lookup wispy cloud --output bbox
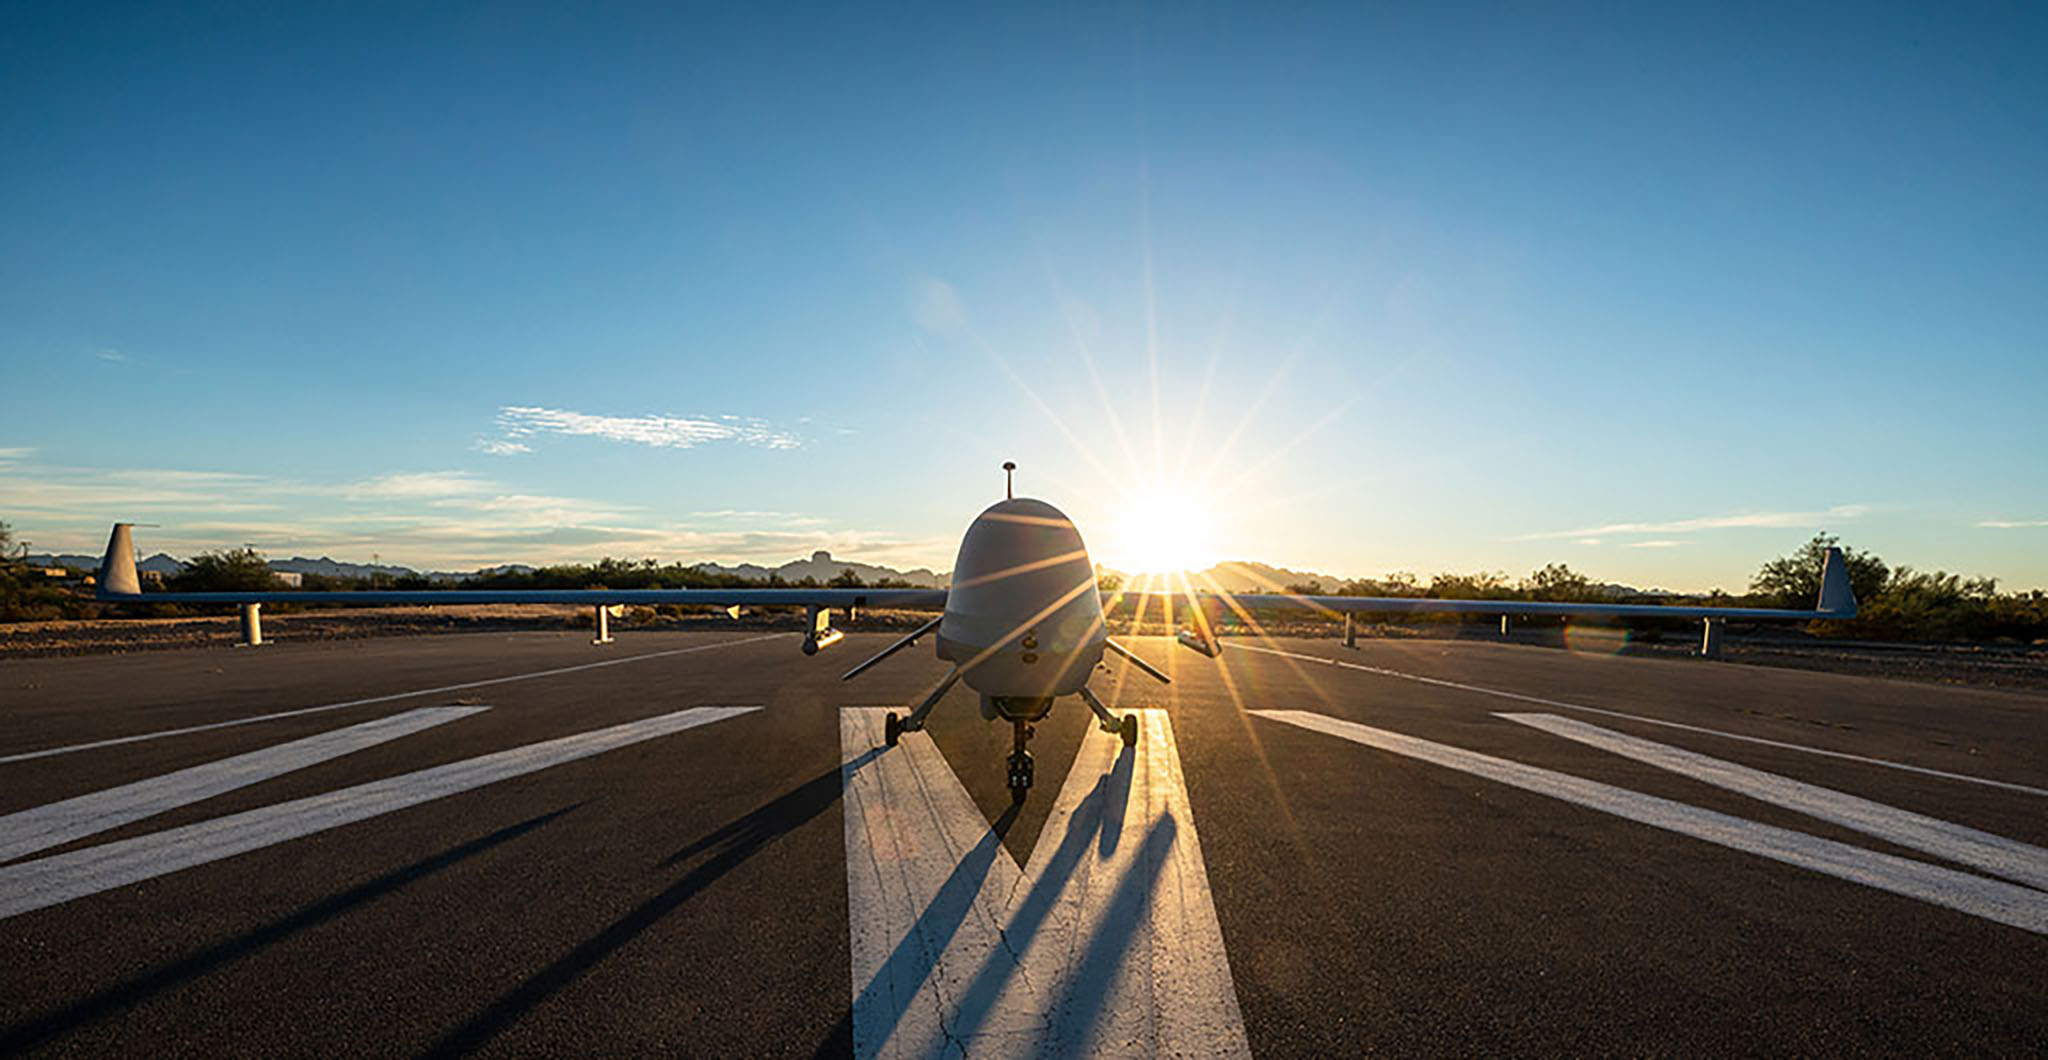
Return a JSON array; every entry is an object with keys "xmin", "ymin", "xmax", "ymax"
[
  {"xmin": 443, "ymin": 492, "xmax": 640, "ymax": 524},
  {"xmin": 689, "ymin": 509, "xmax": 827, "ymax": 525},
  {"xmin": 157, "ymin": 518, "xmax": 945, "ymax": 571},
  {"xmin": 0, "ymin": 466, "xmax": 283, "ymax": 514},
  {"xmin": 94, "ymin": 349, "xmax": 126, "ymax": 363},
  {"xmin": 340, "ymin": 472, "xmax": 641, "ymax": 523},
  {"xmin": 471, "ymin": 437, "xmax": 532, "ymax": 456},
  {"xmin": 346, "ymin": 471, "xmax": 491, "ymax": 499},
  {"xmin": 1519, "ymin": 504, "xmax": 1871, "ymax": 541},
  {"xmin": 0, "ymin": 452, "xmax": 943, "ymax": 570},
  {"xmin": 489, "ymin": 406, "xmax": 802, "ymax": 451},
  {"xmin": 1629, "ymin": 539, "xmax": 1688, "ymax": 548},
  {"xmin": 1978, "ymin": 518, "xmax": 2048, "ymax": 528}
]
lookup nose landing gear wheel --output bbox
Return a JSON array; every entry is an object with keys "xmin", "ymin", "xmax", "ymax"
[
  {"xmin": 1119, "ymin": 714, "xmax": 1138, "ymax": 748},
  {"xmin": 884, "ymin": 712, "xmax": 903, "ymax": 747},
  {"xmin": 1007, "ymin": 751, "xmax": 1034, "ymax": 803},
  {"xmin": 1007, "ymin": 717, "xmax": 1036, "ymax": 803}
]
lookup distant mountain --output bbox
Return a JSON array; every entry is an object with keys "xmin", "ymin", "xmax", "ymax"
[
  {"xmin": 20, "ymin": 547, "xmax": 1678, "ymax": 599},
  {"xmin": 268, "ymin": 556, "xmax": 420, "ymax": 580},
  {"xmin": 25, "ymin": 552, "xmax": 191, "ymax": 575},
  {"xmin": 24, "ymin": 548, "xmax": 942, "ymax": 587},
  {"xmin": 24, "ymin": 552, "xmax": 187, "ymax": 575},
  {"xmin": 268, "ymin": 557, "xmax": 543, "ymax": 583},
  {"xmin": 1593, "ymin": 581, "xmax": 1671, "ymax": 599},
  {"xmin": 23, "ymin": 553, "xmax": 100, "ymax": 571},
  {"xmin": 1103, "ymin": 561, "xmax": 1681, "ymax": 600},
  {"xmin": 445, "ymin": 564, "xmax": 536, "ymax": 582},
  {"xmin": 1124, "ymin": 560, "xmax": 1351, "ymax": 594},
  {"xmin": 693, "ymin": 550, "xmax": 948, "ymax": 588}
]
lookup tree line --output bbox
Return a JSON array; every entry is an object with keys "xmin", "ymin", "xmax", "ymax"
[
  {"xmin": 1128, "ymin": 533, "xmax": 2047, "ymax": 643},
  {"xmin": 3, "ymin": 520, "xmax": 2042, "ymax": 642}
]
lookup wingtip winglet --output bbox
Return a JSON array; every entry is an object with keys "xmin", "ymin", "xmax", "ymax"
[
  {"xmin": 97, "ymin": 523, "xmax": 141, "ymax": 598},
  {"xmin": 1817, "ymin": 546, "xmax": 1857, "ymax": 618}
]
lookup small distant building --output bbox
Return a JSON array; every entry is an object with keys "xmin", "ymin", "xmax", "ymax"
[
  {"xmin": 33, "ymin": 567, "xmax": 68, "ymax": 579},
  {"xmin": 140, "ymin": 569, "xmax": 165, "ymax": 586},
  {"xmin": 272, "ymin": 571, "xmax": 304, "ymax": 588}
]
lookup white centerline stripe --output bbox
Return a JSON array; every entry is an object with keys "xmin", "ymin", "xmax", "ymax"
[
  {"xmin": 0, "ymin": 706, "xmax": 486, "ymax": 864},
  {"xmin": 1502, "ymin": 712, "xmax": 2048, "ymax": 892},
  {"xmin": 1012, "ymin": 708, "xmax": 1249, "ymax": 1057},
  {"xmin": 1233, "ymin": 642, "xmax": 2048, "ymax": 798},
  {"xmin": 0, "ymin": 706, "xmax": 759, "ymax": 919},
  {"xmin": 1255, "ymin": 709, "xmax": 2048, "ymax": 935},
  {"xmin": 0, "ymin": 633, "xmax": 787, "ymax": 764},
  {"xmin": 841, "ymin": 710, "xmax": 1025, "ymax": 1057},
  {"xmin": 841, "ymin": 709, "xmax": 1248, "ymax": 1058}
]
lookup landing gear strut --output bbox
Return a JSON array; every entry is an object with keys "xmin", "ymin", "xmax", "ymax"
[
  {"xmin": 1079, "ymin": 685, "xmax": 1140, "ymax": 749},
  {"xmin": 883, "ymin": 665, "xmax": 963, "ymax": 750},
  {"xmin": 1007, "ymin": 719, "xmax": 1035, "ymax": 804}
]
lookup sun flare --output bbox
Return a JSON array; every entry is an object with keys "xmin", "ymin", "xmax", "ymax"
[{"xmin": 1103, "ymin": 487, "xmax": 1220, "ymax": 575}]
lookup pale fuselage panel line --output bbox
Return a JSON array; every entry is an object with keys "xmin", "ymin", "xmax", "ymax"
[
  {"xmin": 1254, "ymin": 709, "xmax": 2048, "ymax": 935},
  {"xmin": 839, "ymin": 708, "xmax": 1249, "ymax": 1058},
  {"xmin": 0, "ymin": 706, "xmax": 761, "ymax": 920}
]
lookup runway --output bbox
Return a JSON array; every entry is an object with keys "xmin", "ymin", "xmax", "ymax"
[{"xmin": 2, "ymin": 630, "xmax": 2043, "ymax": 1056}]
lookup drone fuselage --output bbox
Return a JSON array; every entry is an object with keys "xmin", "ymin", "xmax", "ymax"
[{"xmin": 935, "ymin": 497, "xmax": 1107, "ymax": 704}]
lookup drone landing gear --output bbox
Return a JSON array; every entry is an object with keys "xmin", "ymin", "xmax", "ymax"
[
  {"xmin": 884, "ymin": 665, "xmax": 964, "ymax": 748},
  {"xmin": 1008, "ymin": 719, "xmax": 1035, "ymax": 804},
  {"xmin": 1079, "ymin": 685, "xmax": 1140, "ymax": 749}
]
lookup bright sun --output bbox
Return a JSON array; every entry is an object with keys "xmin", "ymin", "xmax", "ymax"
[{"xmin": 1104, "ymin": 488, "xmax": 1220, "ymax": 575}]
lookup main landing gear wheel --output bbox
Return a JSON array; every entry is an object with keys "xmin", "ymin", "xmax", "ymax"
[
  {"xmin": 884, "ymin": 712, "xmax": 903, "ymax": 747},
  {"xmin": 1119, "ymin": 714, "xmax": 1138, "ymax": 748}
]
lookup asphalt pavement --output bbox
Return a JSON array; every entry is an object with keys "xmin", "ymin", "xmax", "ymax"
[{"xmin": 2, "ymin": 628, "xmax": 2043, "ymax": 1056}]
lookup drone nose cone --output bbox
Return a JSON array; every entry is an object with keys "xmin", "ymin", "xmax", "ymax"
[
  {"xmin": 937, "ymin": 498, "xmax": 1105, "ymax": 697},
  {"xmin": 956, "ymin": 499, "xmax": 1086, "ymax": 581}
]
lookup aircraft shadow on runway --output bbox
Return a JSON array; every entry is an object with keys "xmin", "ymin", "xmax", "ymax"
[
  {"xmin": 0, "ymin": 805, "xmax": 582, "ymax": 1055},
  {"xmin": 422, "ymin": 758, "xmax": 864, "ymax": 1058},
  {"xmin": 852, "ymin": 745, "xmax": 1183, "ymax": 1052}
]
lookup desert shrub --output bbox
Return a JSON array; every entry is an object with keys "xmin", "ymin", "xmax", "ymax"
[
  {"xmin": 1751, "ymin": 533, "xmax": 1889, "ymax": 610},
  {"xmin": 172, "ymin": 547, "xmax": 276, "ymax": 593}
]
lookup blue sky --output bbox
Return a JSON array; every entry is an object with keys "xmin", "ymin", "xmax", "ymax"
[{"xmin": 3, "ymin": 2, "xmax": 2043, "ymax": 590}]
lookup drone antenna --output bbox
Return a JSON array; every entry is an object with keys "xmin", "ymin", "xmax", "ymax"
[{"xmin": 1002, "ymin": 461, "xmax": 1016, "ymax": 500}]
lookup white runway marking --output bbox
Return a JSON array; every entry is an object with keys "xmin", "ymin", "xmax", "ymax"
[
  {"xmin": 1234, "ymin": 642, "xmax": 2048, "ymax": 798},
  {"xmin": 1503, "ymin": 712, "xmax": 2048, "ymax": 891},
  {"xmin": 840, "ymin": 709, "xmax": 1248, "ymax": 1058},
  {"xmin": 1255, "ymin": 709, "xmax": 2048, "ymax": 935},
  {"xmin": 0, "ymin": 706, "xmax": 758, "ymax": 919},
  {"xmin": 0, "ymin": 633, "xmax": 786, "ymax": 764},
  {"xmin": 0, "ymin": 706, "xmax": 486, "ymax": 864}
]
